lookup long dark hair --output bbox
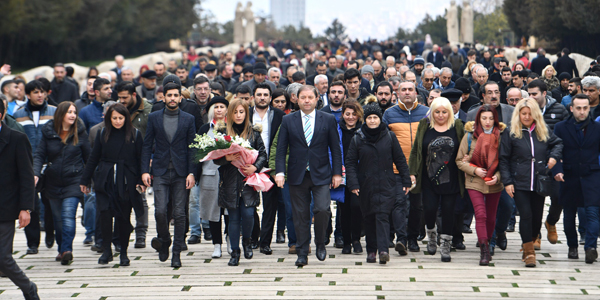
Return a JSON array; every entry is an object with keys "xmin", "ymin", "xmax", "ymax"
[
  {"xmin": 103, "ymin": 103, "xmax": 135, "ymax": 143},
  {"xmin": 473, "ymin": 104, "xmax": 500, "ymax": 139},
  {"xmin": 53, "ymin": 102, "xmax": 79, "ymax": 145}
]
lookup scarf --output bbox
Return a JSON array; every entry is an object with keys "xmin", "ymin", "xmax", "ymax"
[
  {"xmin": 361, "ymin": 122, "xmax": 385, "ymax": 143},
  {"xmin": 471, "ymin": 125, "xmax": 500, "ymax": 176},
  {"xmin": 27, "ymin": 100, "xmax": 44, "ymax": 112},
  {"xmin": 232, "ymin": 122, "xmax": 246, "ymax": 136}
]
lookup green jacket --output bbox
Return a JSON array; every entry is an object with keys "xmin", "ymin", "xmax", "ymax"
[
  {"xmin": 131, "ymin": 98, "xmax": 152, "ymax": 138},
  {"xmin": 268, "ymin": 127, "xmax": 289, "ymax": 180},
  {"xmin": 408, "ymin": 118, "xmax": 465, "ymax": 196}
]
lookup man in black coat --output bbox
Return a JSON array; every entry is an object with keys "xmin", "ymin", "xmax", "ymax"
[
  {"xmin": 251, "ymin": 83, "xmax": 286, "ymax": 255},
  {"xmin": 275, "ymin": 85, "xmax": 343, "ymax": 266},
  {"xmin": 530, "ymin": 49, "xmax": 551, "ymax": 77},
  {"xmin": 49, "ymin": 63, "xmax": 79, "ymax": 104},
  {"xmin": 554, "ymin": 48, "xmax": 579, "ymax": 78},
  {"xmin": 141, "ymin": 82, "xmax": 197, "ymax": 268},
  {"xmin": 426, "ymin": 45, "xmax": 445, "ymax": 69},
  {"xmin": 0, "ymin": 100, "xmax": 40, "ymax": 299}
]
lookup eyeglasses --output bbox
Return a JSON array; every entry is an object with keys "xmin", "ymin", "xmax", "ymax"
[
  {"xmin": 195, "ymin": 87, "xmax": 210, "ymax": 92},
  {"xmin": 423, "ymin": 78, "xmax": 434, "ymax": 82}
]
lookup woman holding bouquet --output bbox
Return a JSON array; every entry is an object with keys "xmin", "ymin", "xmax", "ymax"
[
  {"xmin": 196, "ymin": 97, "xmax": 229, "ymax": 258},
  {"xmin": 456, "ymin": 105, "xmax": 505, "ymax": 266},
  {"xmin": 215, "ymin": 99, "xmax": 268, "ymax": 266}
]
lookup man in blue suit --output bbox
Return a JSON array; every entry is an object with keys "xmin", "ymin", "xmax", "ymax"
[
  {"xmin": 275, "ymin": 85, "xmax": 343, "ymax": 266},
  {"xmin": 141, "ymin": 82, "xmax": 196, "ymax": 268}
]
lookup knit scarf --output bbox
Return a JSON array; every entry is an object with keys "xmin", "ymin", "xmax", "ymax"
[{"xmin": 471, "ymin": 126, "xmax": 500, "ymax": 176}]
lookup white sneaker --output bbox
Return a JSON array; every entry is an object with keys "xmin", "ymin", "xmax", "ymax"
[
  {"xmin": 226, "ymin": 234, "xmax": 232, "ymax": 254},
  {"xmin": 212, "ymin": 244, "xmax": 222, "ymax": 258}
]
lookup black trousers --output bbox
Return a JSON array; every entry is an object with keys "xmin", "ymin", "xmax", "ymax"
[
  {"xmin": 546, "ymin": 180, "xmax": 562, "ymax": 226},
  {"xmin": 99, "ymin": 199, "xmax": 133, "ymax": 253},
  {"xmin": 259, "ymin": 184, "xmax": 279, "ymax": 247},
  {"xmin": 364, "ymin": 213, "xmax": 390, "ymax": 254},
  {"xmin": 289, "ymin": 172, "xmax": 331, "ymax": 257},
  {"xmin": 423, "ymin": 187, "xmax": 457, "ymax": 235},
  {"xmin": 24, "ymin": 194, "xmax": 41, "ymax": 249},
  {"xmin": 406, "ymin": 192, "xmax": 423, "ymax": 240},
  {"xmin": 514, "ymin": 190, "xmax": 545, "ymax": 244},
  {"xmin": 340, "ymin": 189, "xmax": 362, "ymax": 246},
  {"xmin": 0, "ymin": 221, "xmax": 34, "ymax": 292},
  {"xmin": 41, "ymin": 193, "xmax": 55, "ymax": 242}
]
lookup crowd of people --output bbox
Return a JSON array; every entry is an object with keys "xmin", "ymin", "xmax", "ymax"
[{"xmin": 1, "ymin": 38, "xmax": 600, "ymax": 299}]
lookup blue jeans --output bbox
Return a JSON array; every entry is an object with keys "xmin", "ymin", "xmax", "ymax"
[
  {"xmin": 49, "ymin": 197, "xmax": 80, "ymax": 253},
  {"xmin": 563, "ymin": 204, "xmax": 579, "ymax": 248},
  {"xmin": 83, "ymin": 192, "xmax": 96, "ymax": 238},
  {"xmin": 189, "ymin": 184, "xmax": 202, "ymax": 237},
  {"xmin": 228, "ymin": 203, "xmax": 255, "ymax": 251},
  {"xmin": 585, "ymin": 206, "xmax": 600, "ymax": 250},
  {"xmin": 281, "ymin": 183, "xmax": 296, "ymax": 247}
]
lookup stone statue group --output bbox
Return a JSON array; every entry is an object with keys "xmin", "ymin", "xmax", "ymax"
[
  {"xmin": 234, "ymin": 1, "xmax": 256, "ymax": 44},
  {"xmin": 447, "ymin": 0, "xmax": 473, "ymax": 44}
]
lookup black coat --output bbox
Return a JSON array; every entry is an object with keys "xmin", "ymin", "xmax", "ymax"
[
  {"xmin": 499, "ymin": 125, "xmax": 563, "ymax": 191},
  {"xmin": 49, "ymin": 79, "xmax": 80, "ymax": 104},
  {"xmin": 0, "ymin": 126, "xmax": 35, "ymax": 221},
  {"xmin": 543, "ymin": 97, "xmax": 569, "ymax": 131},
  {"xmin": 555, "ymin": 55, "xmax": 579, "ymax": 78},
  {"xmin": 80, "ymin": 128, "xmax": 144, "ymax": 214},
  {"xmin": 530, "ymin": 56, "xmax": 551, "ymax": 76},
  {"xmin": 339, "ymin": 119, "xmax": 360, "ymax": 159},
  {"xmin": 215, "ymin": 127, "xmax": 268, "ymax": 209},
  {"xmin": 346, "ymin": 125, "xmax": 411, "ymax": 216},
  {"xmin": 553, "ymin": 117, "xmax": 600, "ymax": 207},
  {"xmin": 33, "ymin": 120, "xmax": 91, "ymax": 200}
]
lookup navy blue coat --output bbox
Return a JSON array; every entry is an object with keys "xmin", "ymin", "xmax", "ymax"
[
  {"xmin": 275, "ymin": 110, "xmax": 342, "ymax": 186},
  {"xmin": 141, "ymin": 108, "xmax": 196, "ymax": 178},
  {"xmin": 553, "ymin": 117, "xmax": 600, "ymax": 207}
]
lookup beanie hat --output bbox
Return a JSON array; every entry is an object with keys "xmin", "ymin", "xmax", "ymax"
[
  {"xmin": 413, "ymin": 56, "xmax": 425, "ymax": 66},
  {"xmin": 558, "ymin": 72, "xmax": 572, "ymax": 81},
  {"xmin": 454, "ymin": 77, "xmax": 471, "ymax": 94},
  {"xmin": 253, "ymin": 62, "xmax": 267, "ymax": 75},
  {"xmin": 363, "ymin": 102, "xmax": 382, "ymax": 119},
  {"xmin": 361, "ymin": 65, "xmax": 375, "ymax": 76},
  {"xmin": 441, "ymin": 61, "xmax": 452, "ymax": 69},
  {"xmin": 242, "ymin": 66, "xmax": 254, "ymax": 74},
  {"xmin": 162, "ymin": 74, "xmax": 181, "ymax": 88}
]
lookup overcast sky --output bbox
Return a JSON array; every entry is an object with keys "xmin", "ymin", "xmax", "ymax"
[{"xmin": 201, "ymin": 0, "xmax": 449, "ymax": 41}]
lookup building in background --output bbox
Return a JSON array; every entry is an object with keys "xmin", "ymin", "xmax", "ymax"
[{"xmin": 270, "ymin": 0, "xmax": 306, "ymax": 30}]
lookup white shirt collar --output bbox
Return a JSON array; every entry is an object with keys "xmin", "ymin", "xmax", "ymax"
[{"xmin": 301, "ymin": 109, "xmax": 316, "ymax": 119}]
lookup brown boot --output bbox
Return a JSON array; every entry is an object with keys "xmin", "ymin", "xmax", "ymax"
[
  {"xmin": 522, "ymin": 242, "xmax": 536, "ymax": 267},
  {"xmin": 479, "ymin": 240, "xmax": 490, "ymax": 266},
  {"xmin": 533, "ymin": 236, "xmax": 541, "ymax": 250},
  {"xmin": 545, "ymin": 221, "xmax": 558, "ymax": 244}
]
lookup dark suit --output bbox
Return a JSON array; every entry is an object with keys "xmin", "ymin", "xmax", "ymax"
[
  {"xmin": 275, "ymin": 110, "xmax": 342, "ymax": 257},
  {"xmin": 141, "ymin": 108, "xmax": 196, "ymax": 254},
  {"xmin": 555, "ymin": 55, "xmax": 579, "ymax": 78},
  {"xmin": 250, "ymin": 107, "xmax": 285, "ymax": 248},
  {"xmin": 427, "ymin": 51, "xmax": 445, "ymax": 68},
  {"xmin": 152, "ymin": 99, "xmax": 203, "ymax": 133},
  {"xmin": 0, "ymin": 125, "xmax": 37, "ymax": 294}
]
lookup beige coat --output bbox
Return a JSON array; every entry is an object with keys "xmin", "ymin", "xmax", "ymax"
[{"xmin": 456, "ymin": 121, "xmax": 506, "ymax": 194}]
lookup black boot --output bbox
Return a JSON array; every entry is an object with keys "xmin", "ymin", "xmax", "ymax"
[
  {"xmin": 242, "ymin": 238, "xmax": 253, "ymax": 259},
  {"xmin": 98, "ymin": 249, "xmax": 113, "ymax": 265},
  {"xmin": 120, "ymin": 249, "xmax": 130, "ymax": 266},
  {"xmin": 171, "ymin": 252, "xmax": 182, "ymax": 268},
  {"xmin": 228, "ymin": 249, "xmax": 241, "ymax": 266}
]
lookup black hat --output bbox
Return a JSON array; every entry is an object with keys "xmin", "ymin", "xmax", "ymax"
[
  {"xmin": 205, "ymin": 64, "xmax": 217, "ymax": 72},
  {"xmin": 141, "ymin": 70, "xmax": 157, "ymax": 79},
  {"xmin": 363, "ymin": 103, "xmax": 382, "ymax": 119},
  {"xmin": 162, "ymin": 74, "xmax": 181, "ymax": 87},
  {"xmin": 454, "ymin": 77, "xmax": 471, "ymax": 94},
  {"xmin": 253, "ymin": 62, "xmax": 268, "ymax": 75},
  {"xmin": 206, "ymin": 96, "xmax": 229, "ymax": 113},
  {"xmin": 234, "ymin": 60, "xmax": 245, "ymax": 67},
  {"xmin": 558, "ymin": 72, "xmax": 572, "ymax": 81},
  {"xmin": 242, "ymin": 66, "xmax": 254, "ymax": 74},
  {"xmin": 441, "ymin": 88, "xmax": 463, "ymax": 102}
]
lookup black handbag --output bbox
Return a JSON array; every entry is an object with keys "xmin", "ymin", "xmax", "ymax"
[{"xmin": 535, "ymin": 169, "xmax": 553, "ymax": 197}]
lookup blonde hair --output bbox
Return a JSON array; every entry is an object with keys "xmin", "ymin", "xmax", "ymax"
[
  {"xmin": 226, "ymin": 99, "xmax": 251, "ymax": 139},
  {"xmin": 509, "ymin": 98, "xmax": 549, "ymax": 141},
  {"xmin": 542, "ymin": 65, "xmax": 557, "ymax": 77},
  {"xmin": 428, "ymin": 97, "xmax": 455, "ymax": 130}
]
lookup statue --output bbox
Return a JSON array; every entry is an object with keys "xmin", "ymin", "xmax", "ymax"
[
  {"xmin": 244, "ymin": 2, "xmax": 256, "ymax": 44},
  {"xmin": 461, "ymin": 0, "xmax": 474, "ymax": 44},
  {"xmin": 446, "ymin": 0, "xmax": 459, "ymax": 44},
  {"xmin": 234, "ymin": 2, "xmax": 245, "ymax": 44}
]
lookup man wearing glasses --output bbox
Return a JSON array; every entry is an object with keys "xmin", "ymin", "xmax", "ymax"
[{"xmin": 466, "ymin": 81, "xmax": 515, "ymax": 125}]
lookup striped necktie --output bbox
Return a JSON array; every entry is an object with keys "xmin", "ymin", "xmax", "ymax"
[{"xmin": 304, "ymin": 114, "xmax": 313, "ymax": 146}]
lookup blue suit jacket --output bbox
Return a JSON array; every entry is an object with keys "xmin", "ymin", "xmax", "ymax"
[
  {"xmin": 141, "ymin": 109, "xmax": 197, "ymax": 178},
  {"xmin": 275, "ymin": 110, "xmax": 342, "ymax": 186}
]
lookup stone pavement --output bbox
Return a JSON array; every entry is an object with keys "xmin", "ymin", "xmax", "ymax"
[{"xmin": 1, "ymin": 197, "xmax": 599, "ymax": 299}]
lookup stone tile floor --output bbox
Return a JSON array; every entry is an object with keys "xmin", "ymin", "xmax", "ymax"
[{"xmin": 1, "ymin": 198, "xmax": 598, "ymax": 299}]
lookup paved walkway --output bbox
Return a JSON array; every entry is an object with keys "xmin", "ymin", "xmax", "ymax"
[{"xmin": 1, "ymin": 197, "xmax": 598, "ymax": 299}]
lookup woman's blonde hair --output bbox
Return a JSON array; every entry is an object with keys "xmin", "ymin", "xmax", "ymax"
[
  {"xmin": 226, "ymin": 99, "xmax": 251, "ymax": 139},
  {"xmin": 428, "ymin": 97, "xmax": 455, "ymax": 130},
  {"xmin": 542, "ymin": 65, "xmax": 557, "ymax": 77},
  {"xmin": 509, "ymin": 98, "xmax": 549, "ymax": 141}
]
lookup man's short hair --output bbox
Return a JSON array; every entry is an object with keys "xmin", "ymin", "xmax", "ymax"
[
  {"xmin": 210, "ymin": 82, "xmax": 225, "ymax": 96},
  {"xmin": 235, "ymin": 84, "xmax": 252, "ymax": 95},
  {"xmin": 177, "ymin": 65, "xmax": 187, "ymax": 71},
  {"xmin": 374, "ymin": 81, "xmax": 393, "ymax": 94},
  {"xmin": 253, "ymin": 82, "xmax": 272, "ymax": 96},
  {"xmin": 501, "ymin": 67, "xmax": 512, "ymax": 73},
  {"xmin": 528, "ymin": 79, "xmax": 548, "ymax": 92},
  {"xmin": 163, "ymin": 82, "xmax": 181, "ymax": 94},
  {"xmin": 155, "ymin": 62, "xmax": 165, "ymax": 67},
  {"xmin": 329, "ymin": 80, "xmax": 348, "ymax": 97},
  {"xmin": 292, "ymin": 71, "xmax": 306, "ymax": 82},
  {"xmin": 1, "ymin": 80, "xmax": 15, "ymax": 93},
  {"xmin": 481, "ymin": 81, "xmax": 499, "ymax": 96},
  {"xmin": 0, "ymin": 94, "xmax": 5, "ymax": 117},
  {"xmin": 569, "ymin": 77, "xmax": 582, "ymax": 87},
  {"xmin": 316, "ymin": 62, "xmax": 326, "ymax": 68},
  {"xmin": 582, "ymin": 76, "xmax": 600, "ymax": 90},
  {"xmin": 267, "ymin": 67, "xmax": 280, "ymax": 77},
  {"xmin": 25, "ymin": 80, "xmax": 46, "ymax": 95},
  {"xmin": 467, "ymin": 49, "xmax": 477, "ymax": 57},
  {"xmin": 298, "ymin": 85, "xmax": 318, "ymax": 98},
  {"xmin": 66, "ymin": 66, "xmax": 75, "ymax": 77},
  {"xmin": 193, "ymin": 76, "xmax": 209, "ymax": 86},
  {"xmin": 115, "ymin": 81, "xmax": 136, "ymax": 95},
  {"xmin": 93, "ymin": 78, "xmax": 110, "ymax": 92},
  {"xmin": 54, "ymin": 63, "xmax": 65, "ymax": 69},
  {"xmin": 344, "ymin": 68, "xmax": 360, "ymax": 81},
  {"xmin": 315, "ymin": 74, "xmax": 328, "ymax": 85}
]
